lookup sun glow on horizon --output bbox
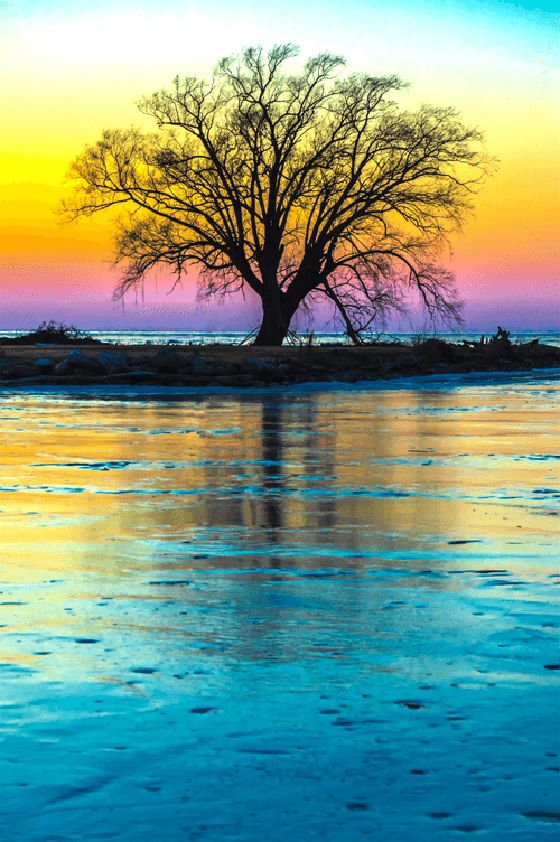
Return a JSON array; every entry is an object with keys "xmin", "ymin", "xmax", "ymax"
[{"xmin": 1, "ymin": 0, "xmax": 557, "ymax": 331}]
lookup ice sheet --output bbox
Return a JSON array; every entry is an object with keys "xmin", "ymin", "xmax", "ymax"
[{"xmin": 0, "ymin": 373, "xmax": 558, "ymax": 840}]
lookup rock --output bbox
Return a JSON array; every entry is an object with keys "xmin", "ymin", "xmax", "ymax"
[
  {"xmin": 34, "ymin": 358, "xmax": 56, "ymax": 370},
  {"xmin": 213, "ymin": 364, "xmax": 237, "ymax": 376},
  {"xmin": 62, "ymin": 349, "xmax": 102, "ymax": 374},
  {"xmin": 182, "ymin": 353, "xmax": 206, "ymax": 368},
  {"xmin": 181, "ymin": 353, "xmax": 214, "ymax": 375},
  {"xmin": 181, "ymin": 356, "xmax": 214, "ymax": 376},
  {"xmin": 214, "ymin": 375, "xmax": 241, "ymax": 386},
  {"xmin": 151, "ymin": 349, "xmax": 184, "ymax": 371},
  {"xmin": 66, "ymin": 349, "xmax": 90, "ymax": 365},
  {"xmin": 129, "ymin": 354, "xmax": 153, "ymax": 367},
  {"xmin": 387, "ymin": 362, "xmax": 408, "ymax": 376},
  {"xmin": 236, "ymin": 373, "xmax": 256, "ymax": 385},
  {"xmin": 243, "ymin": 357, "xmax": 262, "ymax": 369},
  {"xmin": 443, "ymin": 362, "xmax": 477, "ymax": 374},
  {"xmin": 244, "ymin": 357, "xmax": 277, "ymax": 378},
  {"xmin": 183, "ymin": 374, "xmax": 210, "ymax": 386},
  {"xmin": 413, "ymin": 363, "xmax": 432, "ymax": 375},
  {"xmin": 197, "ymin": 363, "xmax": 215, "ymax": 376},
  {"xmin": 97, "ymin": 352, "xmax": 129, "ymax": 375},
  {"xmin": 0, "ymin": 363, "xmax": 37, "ymax": 378},
  {"xmin": 339, "ymin": 370, "xmax": 359, "ymax": 382},
  {"xmin": 53, "ymin": 358, "xmax": 73, "ymax": 375},
  {"xmin": 125, "ymin": 371, "xmax": 163, "ymax": 383}
]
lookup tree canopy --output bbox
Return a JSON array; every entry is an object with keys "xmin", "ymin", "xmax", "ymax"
[{"xmin": 58, "ymin": 44, "xmax": 494, "ymax": 345}]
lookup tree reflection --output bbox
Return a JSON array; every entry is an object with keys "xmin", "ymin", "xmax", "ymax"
[{"xmin": 259, "ymin": 401, "xmax": 284, "ymax": 562}]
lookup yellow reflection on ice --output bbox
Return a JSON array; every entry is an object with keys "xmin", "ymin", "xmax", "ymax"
[{"xmin": 0, "ymin": 384, "xmax": 558, "ymax": 584}]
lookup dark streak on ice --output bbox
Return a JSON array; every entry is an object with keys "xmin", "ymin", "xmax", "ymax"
[
  {"xmin": 522, "ymin": 811, "xmax": 560, "ymax": 823},
  {"xmin": 148, "ymin": 580, "xmax": 190, "ymax": 586}
]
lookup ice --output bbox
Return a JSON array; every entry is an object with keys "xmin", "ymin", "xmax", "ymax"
[{"xmin": 0, "ymin": 372, "xmax": 558, "ymax": 840}]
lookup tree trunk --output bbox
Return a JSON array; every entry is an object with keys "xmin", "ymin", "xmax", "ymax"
[{"xmin": 253, "ymin": 291, "xmax": 297, "ymax": 346}]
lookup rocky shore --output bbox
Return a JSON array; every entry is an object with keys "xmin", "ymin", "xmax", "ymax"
[{"xmin": 0, "ymin": 336, "xmax": 558, "ymax": 388}]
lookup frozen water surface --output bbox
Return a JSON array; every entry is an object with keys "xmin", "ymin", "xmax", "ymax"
[{"xmin": 0, "ymin": 371, "xmax": 559, "ymax": 841}]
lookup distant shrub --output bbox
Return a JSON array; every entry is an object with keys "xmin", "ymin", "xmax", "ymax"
[
  {"xmin": 0, "ymin": 320, "xmax": 101, "ymax": 345},
  {"xmin": 35, "ymin": 320, "xmax": 85, "ymax": 340}
]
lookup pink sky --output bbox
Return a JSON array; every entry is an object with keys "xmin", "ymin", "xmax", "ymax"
[{"xmin": 1, "ymin": 1, "xmax": 558, "ymax": 335}]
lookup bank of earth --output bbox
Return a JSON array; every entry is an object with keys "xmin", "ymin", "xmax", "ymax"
[{"xmin": 0, "ymin": 339, "xmax": 558, "ymax": 388}]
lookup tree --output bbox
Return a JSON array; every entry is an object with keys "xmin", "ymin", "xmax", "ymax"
[{"xmin": 58, "ymin": 44, "xmax": 493, "ymax": 346}]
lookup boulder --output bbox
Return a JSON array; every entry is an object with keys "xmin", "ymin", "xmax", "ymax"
[
  {"xmin": 53, "ymin": 358, "xmax": 73, "ymax": 375},
  {"xmin": 212, "ymin": 364, "xmax": 237, "ymax": 376},
  {"xmin": 129, "ymin": 354, "xmax": 153, "ymax": 367},
  {"xmin": 97, "ymin": 352, "xmax": 129, "ymax": 375},
  {"xmin": 34, "ymin": 358, "xmax": 56, "ymax": 370},
  {"xmin": 180, "ymin": 353, "xmax": 214, "ymax": 376},
  {"xmin": 150, "ymin": 349, "xmax": 184, "ymax": 372},
  {"xmin": 244, "ymin": 356, "xmax": 271, "ymax": 372},
  {"xmin": 181, "ymin": 353, "xmax": 215, "ymax": 375},
  {"xmin": 58, "ymin": 349, "xmax": 102, "ymax": 374},
  {"xmin": 0, "ymin": 363, "xmax": 37, "ymax": 378},
  {"xmin": 214, "ymin": 375, "xmax": 242, "ymax": 386},
  {"xmin": 67, "ymin": 349, "xmax": 91, "ymax": 365},
  {"xmin": 242, "ymin": 357, "xmax": 279, "ymax": 380},
  {"xmin": 182, "ymin": 374, "xmax": 210, "ymax": 386},
  {"xmin": 232, "ymin": 373, "xmax": 254, "ymax": 386},
  {"xmin": 182, "ymin": 353, "xmax": 206, "ymax": 368}
]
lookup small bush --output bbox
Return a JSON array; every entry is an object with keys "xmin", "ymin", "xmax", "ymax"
[
  {"xmin": 0, "ymin": 320, "xmax": 101, "ymax": 345},
  {"xmin": 36, "ymin": 320, "xmax": 84, "ymax": 340}
]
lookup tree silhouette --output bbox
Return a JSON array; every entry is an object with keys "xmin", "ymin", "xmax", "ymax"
[{"xmin": 58, "ymin": 44, "xmax": 493, "ymax": 345}]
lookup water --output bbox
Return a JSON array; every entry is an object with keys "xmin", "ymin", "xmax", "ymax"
[
  {"xmin": 4, "ymin": 328, "xmax": 560, "ymax": 348},
  {"xmin": 0, "ymin": 373, "xmax": 559, "ymax": 840}
]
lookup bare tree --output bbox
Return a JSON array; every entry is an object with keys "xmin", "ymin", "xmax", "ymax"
[{"xmin": 58, "ymin": 44, "xmax": 494, "ymax": 345}]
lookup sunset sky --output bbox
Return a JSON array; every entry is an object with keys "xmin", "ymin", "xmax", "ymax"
[{"xmin": 1, "ymin": 0, "xmax": 558, "ymax": 334}]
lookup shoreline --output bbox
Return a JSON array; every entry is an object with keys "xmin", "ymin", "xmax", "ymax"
[{"xmin": 1, "ymin": 340, "xmax": 559, "ymax": 390}]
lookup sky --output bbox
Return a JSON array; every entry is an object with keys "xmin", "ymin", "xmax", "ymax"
[{"xmin": 0, "ymin": 0, "xmax": 558, "ymax": 334}]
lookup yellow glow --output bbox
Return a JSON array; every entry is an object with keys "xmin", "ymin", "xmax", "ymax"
[{"xmin": 0, "ymin": 3, "xmax": 557, "ymax": 322}]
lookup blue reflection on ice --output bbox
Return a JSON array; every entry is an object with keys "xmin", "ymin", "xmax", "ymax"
[{"xmin": 0, "ymin": 372, "xmax": 558, "ymax": 841}]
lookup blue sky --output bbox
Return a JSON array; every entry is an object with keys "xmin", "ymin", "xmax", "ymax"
[{"xmin": 1, "ymin": 0, "xmax": 557, "ymax": 331}]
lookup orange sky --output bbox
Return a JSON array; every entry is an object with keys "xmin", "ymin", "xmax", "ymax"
[{"xmin": 1, "ymin": 0, "xmax": 558, "ymax": 332}]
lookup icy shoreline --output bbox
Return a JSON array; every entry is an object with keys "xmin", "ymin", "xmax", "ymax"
[{"xmin": 1, "ymin": 364, "xmax": 558, "ymax": 400}]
